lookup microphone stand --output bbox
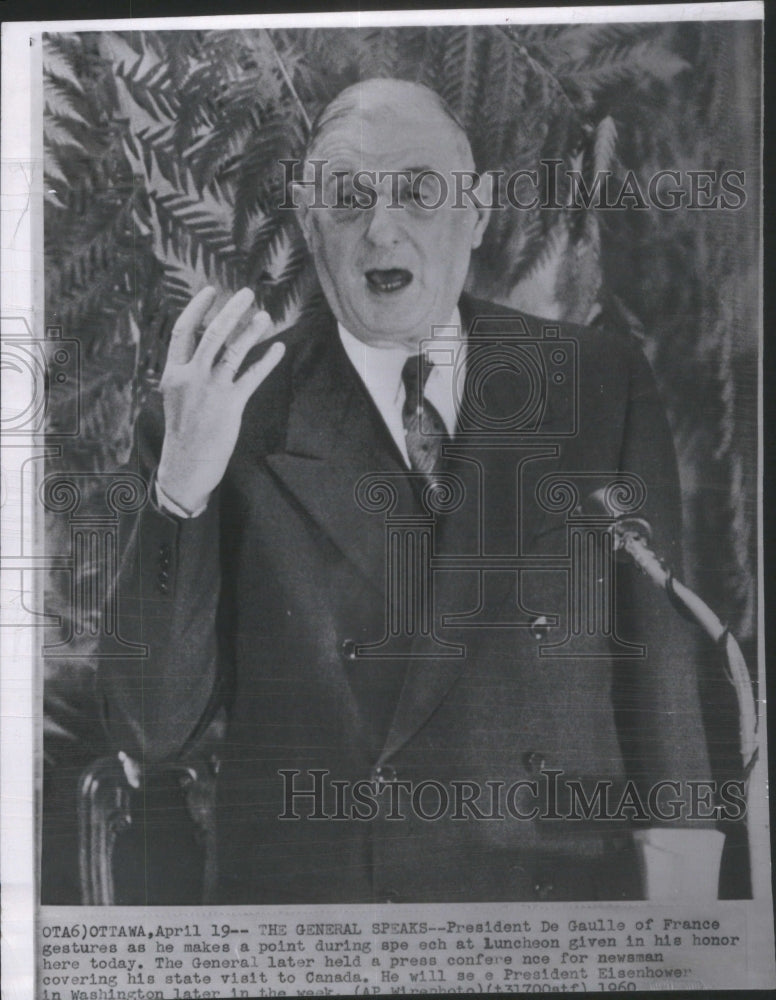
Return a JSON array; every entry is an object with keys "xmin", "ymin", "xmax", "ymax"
[{"xmin": 609, "ymin": 513, "xmax": 763, "ymax": 899}]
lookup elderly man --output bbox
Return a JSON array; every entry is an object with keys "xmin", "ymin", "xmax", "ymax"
[{"xmin": 98, "ymin": 79, "xmax": 719, "ymax": 903}]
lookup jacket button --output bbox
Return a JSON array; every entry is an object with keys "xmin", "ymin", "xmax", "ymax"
[
  {"xmin": 341, "ymin": 638, "xmax": 357, "ymax": 660},
  {"xmin": 523, "ymin": 751, "xmax": 547, "ymax": 774},
  {"xmin": 533, "ymin": 880, "xmax": 555, "ymax": 900},
  {"xmin": 370, "ymin": 765, "xmax": 397, "ymax": 784},
  {"xmin": 530, "ymin": 615, "xmax": 550, "ymax": 640}
]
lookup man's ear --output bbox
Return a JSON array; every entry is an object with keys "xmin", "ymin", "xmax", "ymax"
[{"xmin": 470, "ymin": 172, "xmax": 493, "ymax": 250}]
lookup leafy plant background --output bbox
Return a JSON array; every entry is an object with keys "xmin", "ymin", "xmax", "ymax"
[{"xmin": 42, "ymin": 22, "xmax": 760, "ymax": 901}]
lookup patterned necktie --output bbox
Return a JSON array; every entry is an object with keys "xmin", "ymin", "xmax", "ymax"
[{"xmin": 401, "ymin": 352, "xmax": 448, "ymax": 476}]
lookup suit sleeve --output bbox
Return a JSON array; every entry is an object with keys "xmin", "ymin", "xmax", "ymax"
[
  {"xmin": 612, "ymin": 337, "xmax": 714, "ymax": 819},
  {"xmin": 95, "ymin": 397, "xmax": 223, "ymax": 764}
]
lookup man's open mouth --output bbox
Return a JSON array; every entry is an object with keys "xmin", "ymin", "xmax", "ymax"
[{"xmin": 365, "ymin": 268, "xmax": 413, "ymax": 293}]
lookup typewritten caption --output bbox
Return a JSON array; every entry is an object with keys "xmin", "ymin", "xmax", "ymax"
[{"xmin": 39, "ymin": 903, "xmax": 759, "ymax": 997}]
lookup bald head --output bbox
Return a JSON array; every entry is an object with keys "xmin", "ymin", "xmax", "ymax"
[{"xmin": 306, "ymin": 78, "xmax": 474, "ymax": 170}]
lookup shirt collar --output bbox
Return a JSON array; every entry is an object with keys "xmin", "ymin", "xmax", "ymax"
[{"xmin": 337, "ymin": 307, "xmax": 464, "ymax": 412}]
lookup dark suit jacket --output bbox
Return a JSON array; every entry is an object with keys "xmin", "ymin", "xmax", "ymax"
[{"xmin": 97, "ymin": 294, "xmax": 712, "ymax": 903}]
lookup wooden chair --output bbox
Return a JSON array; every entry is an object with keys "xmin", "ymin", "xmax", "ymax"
[{"xmin": 77, "ymin": 753, "xmax": 219, "ymax": 905}]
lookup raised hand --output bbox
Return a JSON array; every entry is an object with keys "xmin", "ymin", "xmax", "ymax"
[{"xmin": 156, "ymin": 286, "xmax": 285, "ymax": 514}]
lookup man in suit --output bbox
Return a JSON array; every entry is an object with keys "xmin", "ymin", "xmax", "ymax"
[{"xmin": 98, "ymin": 79, "xmax": 721, "ymax": 903}]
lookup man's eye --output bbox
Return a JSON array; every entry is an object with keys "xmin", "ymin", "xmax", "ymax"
[
  {"xmin": 404, "ymin": 176, "xmax": 438, "ymax": 208},
  {"xmin": 335, "ymin": 190, "xmax": 357, "ymax": 209},
  {"xmin": 397, "ymin": 179, "xmax": 423, "ymax": 206}
]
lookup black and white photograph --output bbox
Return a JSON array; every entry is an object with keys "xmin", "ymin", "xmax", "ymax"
[{"xmin": 1, "ymin": 2, "xmax": 773, "ymax": 996}]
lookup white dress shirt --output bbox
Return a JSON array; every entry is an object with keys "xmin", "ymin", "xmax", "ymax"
[{"xmin": 337, "ymin": 309, "xmax": 465, "ymax": 467}]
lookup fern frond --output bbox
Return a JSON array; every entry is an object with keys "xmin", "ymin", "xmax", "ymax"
[
  {"xmin": 471, "ymin": 29, "xmax": 512, "ymax": 169},
  {"xmin": 43, "ymin": 36, "xmax": 85, "ymax": 91},
  {"xmin": 561, "ymin": 39, "xmax": 690, "ymax": 93},
  {"xmin": 440, "ymin": 27, "xmax": 483, "ymax": 131},
  {"xmin": 43, "ymin": 118, "xmax": 87, "ymax": 153},
  {"xmin": 44, "ymin": 83, "xmax": 90, "ymax": 133},
  {"xmin": 152, "ymin": 188, "xmax": 242, "ymax": 288},
  {"xmin": 111, "ymin": 48, "xmax": 178, "ymax": 124},
  {"xmin": 593, "ymin": 115, "xmax": 618, "ymax": 175},
  {"xmin": 180, "ymin": 69, "xmax": 289, "ymax": 192},
  {"xmin": 134, "ymin": 121, "xmax": 181, "ymax": 189},
  {"xmin": 507, "ymin": 217, "xmax": 567, "ymax": 290},
  {"xmin": 257, "ymin": 230, "xmax": 310, "ymax": 321},
  {"xmin": 243, "ymin": 212, "xmax": 287, "ymax": 286},
  {"xmin": 548, "ymin": 22, "xmax": 659, "ymax": 64},
  {"xmin": 500, "ymin": 26, "xmax": 579, "ymax": 121},
  {"xmin": 416, "ymin": 29, "xmax": 449, "ymax": 92},
  {"xmin": 247, "ymin": 214, "xmax": 296, "ymax": 287},
  {"xmin": 357, "ymin": 27, "xmax": 400, "ymax": 80},
  {"xmin": 229, "ymin": 116, "xmax": 302, "ymax": 248}
]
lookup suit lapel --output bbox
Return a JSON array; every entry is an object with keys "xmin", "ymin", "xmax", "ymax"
[
  {"xmin": 379, "ymin": 295, "xmax": 571, "ymax": 761},
  {"xmin": 264, "ymin": 313, "xmax": 415, "ymax": 595},
  {"xmin": 378, "ymin": 297, "xmax": 488, "ymax": 762}
]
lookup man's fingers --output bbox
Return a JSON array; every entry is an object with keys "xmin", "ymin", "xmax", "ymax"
[
  {"xmin": 195, "ymin": 287, "xmax": 256, "ymax": 367},
  {"xmin": 235, "ymin": 341, "xmax": 286, "ymax": 401},
  {"xmin": 167, "ymin": 286, "xmax": 218, "ymax": 365},
  {"xmin": 216, "ymin": 310, "xmax": 274, "ymax": 380}
]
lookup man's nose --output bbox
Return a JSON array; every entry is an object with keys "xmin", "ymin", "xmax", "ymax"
[{"xmin": 364, "ymin": 200, "xmax": 404, "ymax": 247}]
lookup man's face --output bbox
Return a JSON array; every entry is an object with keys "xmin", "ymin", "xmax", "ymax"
[{"xmin": 295, "ymin": 99, "xmax": 489, "ymax": 350}]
